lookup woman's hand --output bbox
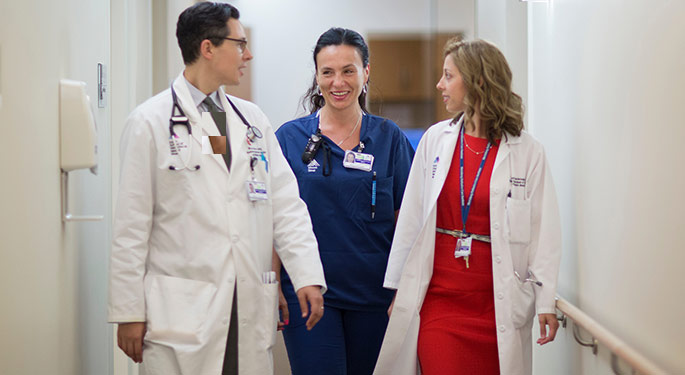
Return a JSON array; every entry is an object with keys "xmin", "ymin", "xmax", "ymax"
[
  {"xmin": 537, "ymin": 313, "xmax": 559, "ymax": 345},
  {"xmin": 277, "ymin": 284, "xmax": 289, "ymax": 331}
]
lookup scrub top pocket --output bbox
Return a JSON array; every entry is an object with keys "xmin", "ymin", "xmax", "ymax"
[{"xmin": 354, "ymin": 175, "xmax": 394, "ymax": 223}]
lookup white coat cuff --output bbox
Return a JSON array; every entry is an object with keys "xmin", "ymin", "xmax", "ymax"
[
  {"xmin": 383, "ymin": 279, "xmax": 399, "ymax": 290},
  {"xmin": 108, "ymin": 315, "xmax": 146, "ymax": 324},
  {"xmin": 292, "ymin": 278, "xmax": 327, "ymax": 295},
  {"xmin": 536, "ymin": 306, "xmax": 557, "ymax": 315}
]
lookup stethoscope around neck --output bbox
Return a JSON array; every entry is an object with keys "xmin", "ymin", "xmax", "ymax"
[{"xmin": 168, "ymin": 85, "xmax": 263, "ymax": 171}]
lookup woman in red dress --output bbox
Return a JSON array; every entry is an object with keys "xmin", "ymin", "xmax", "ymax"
[{"xmin": 374, "ymin": 39, "xmax": 562, "ymax": 375}]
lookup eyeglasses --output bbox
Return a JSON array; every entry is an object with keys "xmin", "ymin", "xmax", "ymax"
[{"xmin": 222, "ymin": 37, "xmax": 248, "ymax": 54}]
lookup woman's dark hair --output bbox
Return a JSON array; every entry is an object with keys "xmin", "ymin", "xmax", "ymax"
[
  {"xmin": 176, "ymin": 2, "xmax": 240, "ymax": 65},
  {"xmin": 302, "ymin": 28, "xmax": 370, "ymax": 114}
]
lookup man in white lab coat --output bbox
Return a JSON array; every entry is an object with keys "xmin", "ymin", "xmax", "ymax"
[{"xmin": 108, "ymin": 3, "xmax": 326, "ymax": 374}]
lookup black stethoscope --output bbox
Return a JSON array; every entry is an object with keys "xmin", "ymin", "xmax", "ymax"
[{"xmin": 168, "ymin": 85, "xmax": 263, "ymax": 171}]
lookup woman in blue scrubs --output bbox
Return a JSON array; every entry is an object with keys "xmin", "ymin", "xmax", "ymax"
[{"xmin": 274, "ymin": 28, "xmax": 415, "ymax": 375}]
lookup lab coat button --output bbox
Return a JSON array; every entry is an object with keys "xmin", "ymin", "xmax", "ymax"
[
  {"xmin": 499, "ymin": 325, "xmax": 506, "ymax": 332},
  {"xmin": 494, "ymin": 187, "xmax": 500, "ymax": 195},
  {"xmin": 222, "ymin": 318, "xmax": 229, "ymax": 325},
  {"xmin": 497, "ymin": 292, "xmax": 504, "ymax": 300},
  {"xmin": 232, "ymin": 235, "xmax": 239, "ymax": 243},
  {"xmin": 493, "ymin": 223, "xmax": 500, "ymax": 230},
  {"xmin": 495, "ymin": 256, "xmax": 502, "ymax": 263}
]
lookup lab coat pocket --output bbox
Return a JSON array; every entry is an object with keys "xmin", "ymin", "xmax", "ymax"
[
  {"xmin": 510, "ymin": 276, "xmax": 536, "ymax": 328},
  {"xmin": 262, "ymin": 282, "xmax": 279, "ymax": 349},
  {"xmin": 145, "ymin": 275, "xmax": 217, "ymax": 345},
  {"xmin": 506, "ymin": 197, "xmax": 531, "ymax": 244},
  {"xmin": 157, "ymin": 166, "xmax": 194, "ymax": 203}
]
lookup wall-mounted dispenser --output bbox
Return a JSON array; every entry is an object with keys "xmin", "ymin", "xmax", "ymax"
[{"xmin": 59, "ymin": 79, "xmax": 103, "ymax": 222}]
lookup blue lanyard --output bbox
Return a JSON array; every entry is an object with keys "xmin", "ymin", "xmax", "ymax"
[{"xmin": 459, "ymin": 125, "xmax": 491, "ymax": 233}]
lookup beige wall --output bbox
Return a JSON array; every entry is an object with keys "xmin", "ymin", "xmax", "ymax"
[
  {"xmin": 0, "ymin": 2, "xmax": 72, "ymax": 373},
  {"xmin": 0, "ymin": 0, "xmax": 108, "ymax": 373}
]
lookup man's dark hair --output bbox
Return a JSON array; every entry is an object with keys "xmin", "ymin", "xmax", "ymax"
[
  {"xmin": 176, "ymin": 2, "xmax": 240, "ymax": 65},
  {"xmin": 302, "ymin": 28, "xmax": 371, "ymax": 114}
]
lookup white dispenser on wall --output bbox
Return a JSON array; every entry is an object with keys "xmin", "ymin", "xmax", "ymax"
[
  {"xmin": 59, "ymin": 79, "xmax": 103, "ymax": 221},
  {"xmin": 60, "ymin": 79, "xmax": 98, "ymax": 172}
]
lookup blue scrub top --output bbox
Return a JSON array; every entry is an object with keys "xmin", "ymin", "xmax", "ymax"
[{"xmin": 276, "ymin": 113, "xmax": 415, "ymax": 311}]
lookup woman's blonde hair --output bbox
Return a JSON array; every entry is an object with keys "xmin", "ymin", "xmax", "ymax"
[{"xmin": 444, "ymin": 38, "xmax": 524, "ymax": 142}]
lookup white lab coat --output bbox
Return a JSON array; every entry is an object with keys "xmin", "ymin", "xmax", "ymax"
[
  {"xmin": 108, "ymin": 72, "xmax": 326, "ymax": 375},
  {"xmin": 374, "ymin": 117, "xmax": 561, "ymax": 375}
]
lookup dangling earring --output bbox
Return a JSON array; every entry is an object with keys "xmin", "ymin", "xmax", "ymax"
[
  {"xmin": 362, "ymin": 83, "xmax": 368, "ymax": 94},
  {"xmin": 316, "ymin": 85, "xmax": 322, "ymax": 96}
]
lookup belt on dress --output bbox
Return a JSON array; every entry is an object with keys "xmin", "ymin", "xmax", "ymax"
[{"xmin": 436, "ymin": 227, "xmax": 491, "ymax": 243}]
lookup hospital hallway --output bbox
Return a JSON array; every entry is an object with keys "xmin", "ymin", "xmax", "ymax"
[{"xmin": 1, "ymin": 0, "xmax": 684, "ymax": 374}]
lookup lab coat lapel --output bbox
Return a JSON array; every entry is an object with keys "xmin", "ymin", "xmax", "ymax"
[
  {"xmin": 492, "ymin": 131, "xmax": 521, "ymax": 176},
  {"xmin": 172, "ymin": 74, "xmax": 229, "ymax": 175},
  {"xmin": 171, "ymin": 73, "xmax": 203, "ymax": 144},
  {"xmin": 427, "ymin": 119, "xmax": 460, "ymax": 208},
  {"xmin": 218, "ymin": 88, "xmax": 247, "ymax": 172}
]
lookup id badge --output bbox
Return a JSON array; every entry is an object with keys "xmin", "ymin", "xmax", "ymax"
[
  {"xmin": 454, "ymin": 237, "xmax": 472, "ymax": 258},
  {"xmin": 343, "ymin": 150, "xmax": 374, "ymax": 172},
  {"xmin": 245, "ymin": 180, "xmax": 268, "ymax": 201}
]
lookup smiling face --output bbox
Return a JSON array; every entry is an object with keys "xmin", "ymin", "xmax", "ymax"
[
  {"xmin": 436, "ymin": 55, "xmax": 467, "ymax": 114},
  {"xmin": 315, "ymin": 45, "xmax": 369, "ymax": 111},
  {"xmin": 211, "ymin": 18, "xmax": 253, "ymax": 86}
]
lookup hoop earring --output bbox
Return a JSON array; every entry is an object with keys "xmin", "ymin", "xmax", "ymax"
[
  {"xmin": 316, "ymin": 86, "xmax": 322, "ymax": 96},
  {"xmin": 362, "ymin": 83, "xmax": 368, "ymax": 94}
]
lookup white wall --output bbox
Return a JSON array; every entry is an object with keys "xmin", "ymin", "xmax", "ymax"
[
  {"xmin": 217, "ymin": 0, "xmax": 475, "ymax": 127},
  {"xmin": 111, "ymin": 1, "xmax": 155, "ymax": 374},
  {"xmin": 475, "ymin": 0, "xmax": 528, "ymax": 114},
  {"xmin": 0, "ymin": 0, "xmax": 112, "ymax": 374},
  {"xmin": 527, "ymin": 1, "xmax": 685, "ymax": 374}
]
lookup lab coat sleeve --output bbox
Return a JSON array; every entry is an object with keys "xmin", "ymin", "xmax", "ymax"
[
  {"xmin": 108, "ymin": 111, "xmax": 156, "ymax": 323},
  {"xmin": 265, "ymin": 113, "xmax": 327, "ymax": 294},
  {"xmin": 526, "ymin": 143, "xmax": 562, "ymax": 314},
  {"xmin": 383, "ymin": 128, "xmax": 430, "ymax": 290}
]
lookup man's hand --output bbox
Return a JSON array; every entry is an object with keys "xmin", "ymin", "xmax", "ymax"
[
  {"xmin": 537, "ymin": 313, "xmax": 559, "ymax": 345},
  {"xmin": 117, "ymin": 322, "xmax": 146, "ymax": 363},
  {"xmin": 277, "ymin": 285, "xmax": 289, "ymax": 331},
  {"xmin": 296, "ymin": 285, "xmax": 324, "ymax": 331}
]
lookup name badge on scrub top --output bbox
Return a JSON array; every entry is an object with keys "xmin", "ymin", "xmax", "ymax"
[
  {"xmin": 245, "ymin": 180, "xmax": 268, "ymax": 201},
  {"xmin": 343, "ymin": 150, "xmax": 374, "ymax": 172}
]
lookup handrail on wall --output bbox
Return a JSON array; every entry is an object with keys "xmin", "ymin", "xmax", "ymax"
[{"xmin": 555, "ymin": 296, "xmax": 668, "ymax": 375}]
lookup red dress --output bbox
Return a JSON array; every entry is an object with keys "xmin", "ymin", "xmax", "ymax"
[{"xmin": 417, "ymin": 133, "xmax": 500, "ymax": 374}]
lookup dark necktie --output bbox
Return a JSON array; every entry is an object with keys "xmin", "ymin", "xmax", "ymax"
[{"xmin": 202, "ymin": 96, "xmax": 231, "ymax": 170}]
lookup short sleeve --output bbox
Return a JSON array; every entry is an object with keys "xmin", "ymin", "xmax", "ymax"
[{"xmin": 391, "ymin": 129, "xmax": 416, "ymax": 210}]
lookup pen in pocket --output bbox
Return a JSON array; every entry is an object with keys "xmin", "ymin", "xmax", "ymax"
[{"xmin": 371, "ymin": 171, "xmax": 377, "ymax": 219}]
